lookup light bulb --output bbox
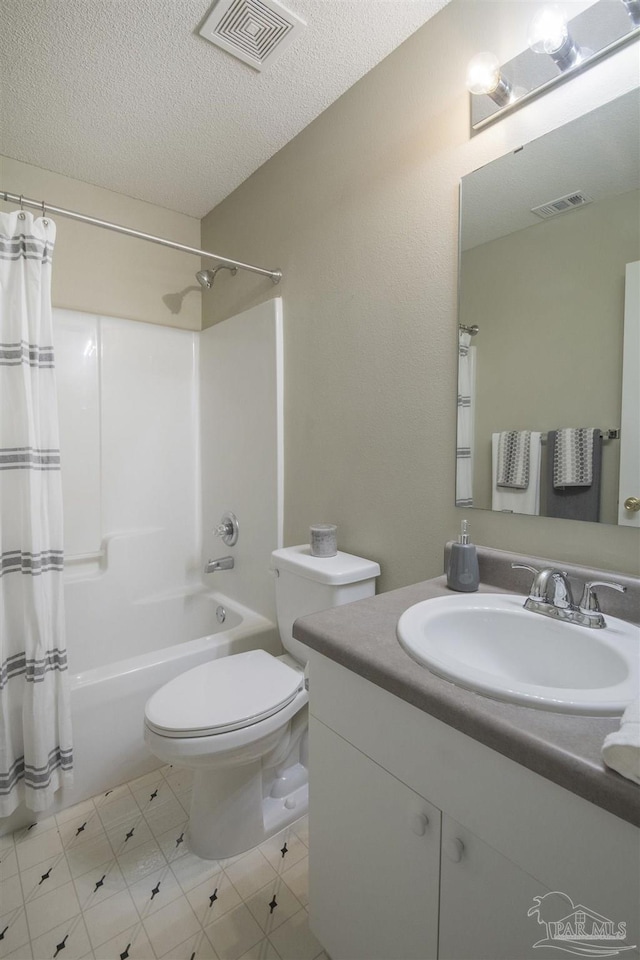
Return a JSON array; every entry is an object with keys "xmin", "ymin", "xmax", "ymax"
[
  {"xmin": 465, "ymin": 52, "xmax": 501, "ymax": 95},
  {"xmin": 527, "ymin": 5, "xmax": 568, "ymax": 54},
  {"xmin": 620, "ymin": 0, "xmax": 640, "ymax": 26},
  {"xmin": 465, "ymin": 52, "xmax": 513, "ymax": 107},
  {"xmin": 527, "ymin": 5, "xmax": 581, "ymax": 70}
]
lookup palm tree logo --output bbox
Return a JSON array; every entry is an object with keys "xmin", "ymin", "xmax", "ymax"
[
  {"xmin": 528, "ymin": 891, "xmax": 635, "ymax": 956},
  {"xmin": 529, "ymin": 892, "xmax": 576, "ymax": 932}
]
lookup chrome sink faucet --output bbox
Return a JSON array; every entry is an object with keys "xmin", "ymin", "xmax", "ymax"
[
  {"xmin": 512, "ymin": 563, "xmax": 626, "ymax": 629},
  {"xmin": 205, "ymin": 555, "xmax": 234, "ymax": 573}
]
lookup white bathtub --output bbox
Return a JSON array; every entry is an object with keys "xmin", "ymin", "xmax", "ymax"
[{"xmin": 1, "ymin": 588, "xmax": 280, "ymax": 834}]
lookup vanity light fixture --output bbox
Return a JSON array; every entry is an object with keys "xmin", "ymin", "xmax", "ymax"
[
  {"xmin": 527, "ymin": 6, "xmax": 583, "ymax": 72},
  {"xmin": 466, "ymin": 0, "xmax": 640, "ymax": 132},
  {"xmin": 465, "ymin": 52, "xmax": 513, "ymax": 106}
]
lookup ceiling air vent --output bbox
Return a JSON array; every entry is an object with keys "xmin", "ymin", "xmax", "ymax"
[
  {"xmin": 531, "ymin": 191, "xmax": 593, "ymax": 220},
  {"xmin": 199, "ymin": 0, "xmax": 306, "ymax": 72}
]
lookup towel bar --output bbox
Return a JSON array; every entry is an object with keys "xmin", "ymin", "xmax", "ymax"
[{"xmin": 540, "ymin": 430, "xmax": 619, "ymax": 444}]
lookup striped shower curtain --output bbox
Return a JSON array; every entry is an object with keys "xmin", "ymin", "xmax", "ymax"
[
  {"xmin": 0, "ymin": 209, "xmax": 72, "ymax": 816},
  {"xmin": 455, "ymin": 330, "xmax": 476, "ymax": 507}
]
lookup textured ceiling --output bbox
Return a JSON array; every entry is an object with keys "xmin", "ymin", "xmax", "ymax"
[{"xmin": 0, "ymin": 0, "xmax": 450, "ymax": 218}]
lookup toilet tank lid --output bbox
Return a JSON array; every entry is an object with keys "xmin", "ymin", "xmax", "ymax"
[{"xmin": 271, "ymin": 545, "xmax": 380, "ymax": 585}]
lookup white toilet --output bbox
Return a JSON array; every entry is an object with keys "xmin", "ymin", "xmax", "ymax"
[{"xmin": 144, "ymin": 545, "xmax": 379, "ymax": 859}]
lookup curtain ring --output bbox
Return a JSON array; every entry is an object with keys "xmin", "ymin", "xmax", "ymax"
[
  {"xmin": 42, "ymin": 200, "xmax": 49, "ymax": 227},
  {"xmin": 18, "ymin": 195, "xmax": 25, "ymax": 220}
]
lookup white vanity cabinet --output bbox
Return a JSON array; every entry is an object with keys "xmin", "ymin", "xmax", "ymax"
[
  {"xmin": 311, "ymin": 718, "xmax": 441, "ymax": 960},
  {"xmin": 311, "ymin": 716, "xmax": 549, "ymax": 960},
  {"xmin": 307, "ymin": 652, "xmax": 640, "ymax": 960},
  {"xmin": 438, "ymin": 816, "xmax": 551, "ymax": 960}
]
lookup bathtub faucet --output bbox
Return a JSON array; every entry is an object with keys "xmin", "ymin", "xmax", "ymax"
[{"xmin": 205, "ymin": 556, "xmax": 234, "ymax": 574}]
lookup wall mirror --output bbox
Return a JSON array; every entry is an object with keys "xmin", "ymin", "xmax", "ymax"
[{"xmin": 457, "ymin": 90, "xmax": 640, "ymax": 526}]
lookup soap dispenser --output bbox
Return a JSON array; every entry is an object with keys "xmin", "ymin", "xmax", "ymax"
[{"xmin": 447, "ymin": 520, "xmax": 479, "ymax": 592}]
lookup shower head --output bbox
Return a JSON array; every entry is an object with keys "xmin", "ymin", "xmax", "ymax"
[
  {"xmin": 195, "ymin": 265, "xmax": 238, "ymax": 289},
  {"xmin": 196, "ymin": 269, "xmax": 215, "ymax": 289}
]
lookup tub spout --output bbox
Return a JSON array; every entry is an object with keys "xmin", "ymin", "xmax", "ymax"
[{"xmin": 205, "ymin": 556, "xmax": 234, "ymax": 573}]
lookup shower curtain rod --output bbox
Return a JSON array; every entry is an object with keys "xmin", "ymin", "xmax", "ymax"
[{"xmin": 1, "ymin": 190, "xmax": 282, "ymax": 284}]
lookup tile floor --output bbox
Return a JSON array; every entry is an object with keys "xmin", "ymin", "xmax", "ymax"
[{"xmin": 0, "ymin": 766, "xmax": 327, "ymax": 960}]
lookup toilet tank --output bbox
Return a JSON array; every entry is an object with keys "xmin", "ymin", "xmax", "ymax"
[{"xmin": 271, "ymin": 545, "xmax": 380, "ymax": 664}]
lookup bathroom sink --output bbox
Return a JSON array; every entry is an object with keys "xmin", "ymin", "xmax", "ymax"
[{"xmin": 397, "ymin": 593, "xmax": 639, "ymax": 715}]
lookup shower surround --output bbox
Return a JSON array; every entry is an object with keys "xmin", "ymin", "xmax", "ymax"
[{"xmin": 1, "ymin": 299, "xmax": 283, "ymax": 834}]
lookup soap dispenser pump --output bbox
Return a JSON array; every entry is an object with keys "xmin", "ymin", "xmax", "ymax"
[{"xmin": 447, "ymin": 520, "xmax": 479, "ymax": 592}]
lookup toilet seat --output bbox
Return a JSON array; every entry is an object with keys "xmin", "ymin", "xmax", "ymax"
[{"xmin": 145, "ymin": 650, "xmax": 304, "ymax": 739}]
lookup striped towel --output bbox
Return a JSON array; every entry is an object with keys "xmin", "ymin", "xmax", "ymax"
[
  {"xmin": 553, "ymin": 428, "xmax": 597, "ymax": 487},
  {"xmin": 496, "ymin": 431, "xmax": 531, "ymax": 489}
]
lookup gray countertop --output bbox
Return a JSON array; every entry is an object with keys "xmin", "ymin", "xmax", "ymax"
[{"xmin": 292, "ymin": 545, "xmax": 640, "ymax": 827}]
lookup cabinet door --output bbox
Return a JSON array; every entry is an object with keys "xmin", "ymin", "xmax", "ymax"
[
  {"xmin": 309, "ymin": 717, "xmax": 441, "ymax": 960},
  {"xmin": 439, "ymin": 816, "xmax": 551, "ymax": 960}
]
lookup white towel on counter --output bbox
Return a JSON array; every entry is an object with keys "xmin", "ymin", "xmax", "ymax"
[
  {"xmin": 492, "ymin": 432, "xmax": 542, "ymax": 515},
  {"xmin": 602, "ymin": 700, "xmax": 640, "ymax": 785}
]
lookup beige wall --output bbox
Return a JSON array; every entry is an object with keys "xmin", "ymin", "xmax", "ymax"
[
  {"xmin": 462, "ymin": 189, "xmax": 640, "ymax": 523},
  {"xmin": 200, "ymin": 0, "xmax": 640, "ymax": 590},
  {"xmin": 0, "ymin": 156, "xmax": 201, "ymax": 330}
]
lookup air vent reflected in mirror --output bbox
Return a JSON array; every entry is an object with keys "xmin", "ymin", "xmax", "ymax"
[{"xmin": 531, "ymin": 191, "xmax": 594, "ymax": 220}]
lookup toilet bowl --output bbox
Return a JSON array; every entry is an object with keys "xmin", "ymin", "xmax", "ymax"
[
  {"xmin": 145, "ymin": 650, "xmax": 308, "ymax": 859},
  {"xmin": 144, "ymin": 545, "xmax": 380, "ymax": 859}
]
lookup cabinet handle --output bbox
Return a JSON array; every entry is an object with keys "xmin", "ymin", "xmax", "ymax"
[
  {"xmin": 443, "ymin": 838, "xmax": 465, "ymax": 863},
  {"xmin": 410, "ymin": 813, "xmax": 429, "ymax": 836}
]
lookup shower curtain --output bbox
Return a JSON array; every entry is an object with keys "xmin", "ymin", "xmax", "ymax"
[
  {"xmin": 455, "ymin": 330, "xmax": 476, "ymax": 507},
  {"xmin": 0, "ymin": 210, "xmax": 72, "ymax": 816}
]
